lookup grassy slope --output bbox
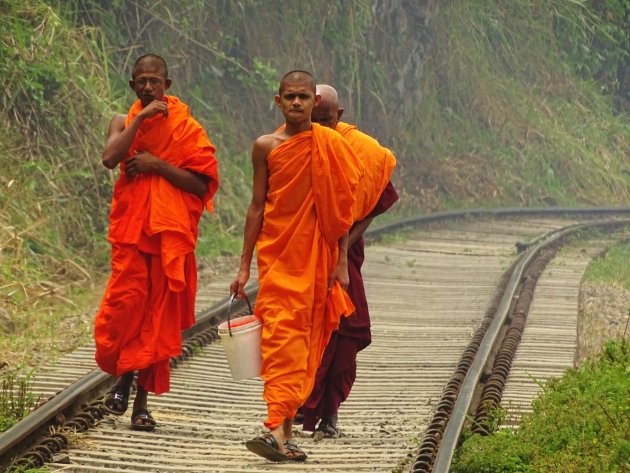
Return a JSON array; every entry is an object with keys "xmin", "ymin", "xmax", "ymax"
[
  {"xmin": 403, "ymin": 0, "xmax": 630, "ymax": 212},
  {"xmin": 0, "ymin": 1, "xmax": 114, "ymax": 367}
]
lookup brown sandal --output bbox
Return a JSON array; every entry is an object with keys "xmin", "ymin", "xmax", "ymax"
[
  {"xmin": 313, "ymin": 415, "xmax": 340, "ymax": 439},
  {"xmin": 130, "ymin": 408, "xmax": 156, "ymax": 432},
  {"xmin": 245, "ymin": 433, "xmax": 288, "ymax": 462},
  {"xmin": 284, "ymin": 439, "xmax": 308, "ymax": 462}
]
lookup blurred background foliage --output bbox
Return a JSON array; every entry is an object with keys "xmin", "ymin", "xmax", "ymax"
[{"xmin": 0, "ymin": 0, "xmax": 628, "ymax": 366}]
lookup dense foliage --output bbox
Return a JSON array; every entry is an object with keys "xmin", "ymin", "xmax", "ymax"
[
  {"xmin": 0, "ymin": 1, "xmax": 113, "ymax": 366},
  {"xmin": 52, "ymin": 0, "xmax": 630, "ymax": 210}
]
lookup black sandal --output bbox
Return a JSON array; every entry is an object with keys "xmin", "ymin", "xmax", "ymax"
[
  {"xmin": 245, "ymin": 433, "xmax": 288, "ymax": 462},
  {"xmin": 314, "ymin": 415, "xmax": 340, "ymax": 439},
  {"xmin": 284, "ymin": 439, "xmax": 308, "ymax": 462},
  {"xmin": 103, "ymin": 385, "xmax": 130, "ymax": 416},
  {"xmin": 130, "ymin": 408, "xmax": 156, "ymax": 431}
]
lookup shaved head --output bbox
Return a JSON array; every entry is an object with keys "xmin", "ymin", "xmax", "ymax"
[
  {"xmin": 279, "ymin": 70, "xmax": 316, "ymax": 94},
  {"xmin": 132, "ymin": 54, "xmax": 168, "ymax": 79},
  {"xmin": 311, "ymin": 83, "xmax": 344, "ymax": 129},
  {"xmin": 316, "ymin": 84, "xmax": 339, "ymax": 109}
]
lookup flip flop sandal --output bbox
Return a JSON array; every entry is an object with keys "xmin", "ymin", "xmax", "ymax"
[
  {"xmin": 130, "ymin": 408, "xmax": 156, "ymax": 432},
  {"xmin": 284, "ymin": 439, "xmax": 308, "ymax": 462},
  {"xmin": 103, "ymin": 385, "xmax": 130, "ymax": 416},
  {"xmin": 245, "ymin": 433, "xmax": 288, "ymax": 462}
]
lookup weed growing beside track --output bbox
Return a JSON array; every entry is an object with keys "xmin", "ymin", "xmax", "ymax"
[
  {"xmin": 0, "ymin": 372, "xmax": 39, "ymax": 433},
  {"xmin": 579, "ymin": 242, "xmax": 630, "ymax": 363}
]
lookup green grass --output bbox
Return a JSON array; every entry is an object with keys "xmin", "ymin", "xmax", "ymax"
[
  {"xmin": 452, "ymin": 340, "xmax": 630, "ymax": 472},
  {"xmin": 196, "ymin": 217, "xmax": 243, "ymax": 261},
  {"xmin": 0, "ymin": 0, "xmax": 114, "ymax": 368},
  {"xmin": 405, "ymin": 0, "xmax": 630, "ymax": 211},
  {"xmin": 6, "ymin": 465, "xmax": 51, "ymax": 473},
  {"xmin": 0, "ymin": 371, "xmax": 40, "ymax": 433},
  {"xmin": 584, "ymin": 241, "xmax": 630, "ymax": 291}
]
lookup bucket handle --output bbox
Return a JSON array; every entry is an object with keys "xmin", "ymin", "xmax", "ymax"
[{"xmin": 227, "ymin": 292, "xmax": 254, "ymax": 337}]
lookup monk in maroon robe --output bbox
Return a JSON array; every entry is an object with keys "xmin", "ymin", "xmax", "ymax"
[{"xmin": 301, "ymin": 85, "xmax": 399, "ymax": 436}]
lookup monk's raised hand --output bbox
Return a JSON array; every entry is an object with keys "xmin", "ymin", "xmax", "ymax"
[{"xmin": 138, "ymin": 99, "xmax": 168, "ymax": 120}]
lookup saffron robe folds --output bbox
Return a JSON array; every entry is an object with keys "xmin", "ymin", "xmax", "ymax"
[
  {"xmin": 335, "ymin": 122, "xmax": 396, "ymax": 222},
  {"xmin": 255, "ymin": 123, "xmax": 363, "ymax": 429},
  {"xmin": 94, "ymin": 96, "xmax": 218, "ymax": 395}
]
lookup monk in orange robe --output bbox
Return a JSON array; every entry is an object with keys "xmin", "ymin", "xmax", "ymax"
[
  {"xmin": 94, "ymin": 54, "xmax": 219, "ymax": 431},
  {"xmin": 300, "ymin": 84, "xmax": 399, "ymax": 437},
  {"xmin": 230, "ymin": 71, "xmax": 363, "ymax": 462}
]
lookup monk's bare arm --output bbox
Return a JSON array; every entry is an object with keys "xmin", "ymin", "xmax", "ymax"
[
  {"xmin": 328, "ymin": 232, "xmax": 350, "ymax": 291},
  {"xmin": 101, "ymin": 100, "xmax": 168, "ymax": 169},
  {"xmin": 101, "ymin": 114, "xmax": 128, "ymax": 168},
  {"xmin": 230, "ymin": 137, "xmax": 271, "ymax": 298},
  {"xmin": 348, "ymin": 217, "xmax": 374, "ymax": 247},
  {"xmin": 125, "ymin": 152, "xmax": 209, "ymax": 198}
]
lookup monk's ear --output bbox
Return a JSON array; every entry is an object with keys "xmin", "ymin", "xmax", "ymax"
[
  {"xmin": 274, "ymin": 95, "xmax": 281, "ymax": 107},
  {"xmin": 314, "ymin": 94, "xmax": 322, "ymax": 107},
  {"xmin": 164, "ymin": 78, "xmax": 172, "ymax": 90},
  {"xmin": 337, "ymin": 108, "xmax": 344, "ymax": 120},
  {"xmin": 128, "ymin": 80, "xmax": 135, "ymax": 90}
]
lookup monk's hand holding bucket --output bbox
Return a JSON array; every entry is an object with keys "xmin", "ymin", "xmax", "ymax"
[{"xmin": 230, "ymin": 268, "xmax": 250, "ymax": 299}]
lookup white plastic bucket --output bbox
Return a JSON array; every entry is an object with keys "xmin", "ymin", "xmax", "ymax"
[{"xmin": 218, "ymin": 296, "xmax": 262, "ymax": 380}]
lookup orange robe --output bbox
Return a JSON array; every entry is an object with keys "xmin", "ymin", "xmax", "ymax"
[
  {"xmin": 336, "ymin": 122, "xmax": 396, "ymax": 221},
  {"xmin": 94, "ymin": 96, "xmax": 218, "ymax": 395},
  {"xmin": 255, "ymin": 123, "xmax": 363, "ymax": 429}
]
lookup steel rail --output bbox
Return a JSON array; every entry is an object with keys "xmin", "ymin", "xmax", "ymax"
[
  {"xmin": 366, "ymin": 206, "xmax": 630, "ymax": 241},
  {"xmin": 428, "ymin": 218, "xmax": 630, "ymax": 473}
]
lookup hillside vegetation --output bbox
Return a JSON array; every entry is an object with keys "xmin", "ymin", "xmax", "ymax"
[{"xmin": 0, "ymin": 0, "xmax": 629, "ymax": 368}]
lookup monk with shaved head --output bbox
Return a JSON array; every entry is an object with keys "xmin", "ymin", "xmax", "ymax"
[
  {"xmin": 299, "ymin": 83, "xmax": 399, "ymax": 438},
  {"xmin": 230, "ymin": 71, "xmax": 363, "ymax": 462},
  {"xmin": 94, "ymin": 53, "xmax": 219, "ymax": 431}
]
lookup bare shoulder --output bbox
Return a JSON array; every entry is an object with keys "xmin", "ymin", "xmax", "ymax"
[
  {"xmin": 252, "ymin": 133, "xmax": 285, "ymax": 157},
  {"xmin": 107, "ymin": 113, "xmax": 127, "ymax": 134},
  {"xmin": 110, "ymin": 113, "xmax": 126, "ymax": 126}
]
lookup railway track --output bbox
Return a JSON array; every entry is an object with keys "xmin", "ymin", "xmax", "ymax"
[{"xmin": 2, "ymin": 208, "xmax": 630, "ymax": 472}]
